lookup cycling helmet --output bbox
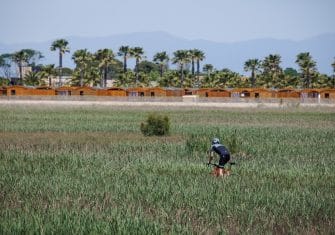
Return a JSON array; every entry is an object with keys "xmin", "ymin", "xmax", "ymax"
[{"xmin": 212, "ymin": 138, "xmax": 220, "ymax": 145}]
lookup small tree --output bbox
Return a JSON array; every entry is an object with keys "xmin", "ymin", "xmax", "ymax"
[{"xmin": 140, "ymin": 113, "xmax": 170, "ymax": 136}]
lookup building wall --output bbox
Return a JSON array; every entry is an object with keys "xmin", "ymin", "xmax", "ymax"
[
  {"xmin": 2, "ymin": 86, "xmax": 335, "ymax": 99},
  {"xmin": 196, "ymin": 89, "xmax": 209, "ymax": 97},
  {"xmin": 320, "ymin": 89, "xmax": 335, "ymax": 99},
  {"xmin": 33, "ymin": 88, "xmax": 55, "ymax": 96},
  {"xmin": 109, "ymin": 90, "xmax": 127, "ymax": 96},
  {"xmin": 276, "ymin": 89, "xmax": 301, "ymax": 98},
  {"xmin": 146, "ymin": 88, "xmax": 166, "ymax": 97},
  {"xmin": 209, "ymin": 90, "xmax": 230, "ymax": 97},
  {"xmin": 166, "ymin": 89, "xmax": 184, "ymax": 97},
  {"xmin": 55, "ymin": 87, "xmax": 76, "ymax": 96},
  {"xmin": 251, "ymin": 89, "xmax": 275, "ymax": 98},
  {"xmin": 72, "ymin": 87, "xmax": 97, "ymax": 96},
  {"xmin": 0, "ymin": 87, "xmax": 7, "ymax": 96},
  {"xmin": 6, "ymin": 86, "xmax": 30, "ymax": 96},
  {"xmin": 127, "ymin": 88, "xmax": 148, "ymax": 96},
  {"xmin": 97, "ymin": 88, "xmax": 127, "ymax": 96},
  {"xmin": 231, "ymin": 88, "xmax": 253, "ymax": 98}
]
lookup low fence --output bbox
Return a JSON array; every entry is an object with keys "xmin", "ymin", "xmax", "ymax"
[
  {"xmin": 0, "ymin": 95, "xmax": 183, "ymax": 102},
  {"xmin": 0, "ymin": 95, "xmax": 334, "ymax": 104}
]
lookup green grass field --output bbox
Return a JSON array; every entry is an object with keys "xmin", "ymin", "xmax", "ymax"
[{"xmin": 0, "ymin": 104, "xmax": 334, "ymax": 234}]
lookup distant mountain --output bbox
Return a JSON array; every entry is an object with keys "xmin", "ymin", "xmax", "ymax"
[{"xmin": 1, "ymin": 31, "xmax": 334, "ymax": 75}]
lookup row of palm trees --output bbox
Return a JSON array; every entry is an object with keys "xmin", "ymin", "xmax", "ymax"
[
  {"xmin": 243, "ymin": 53, "xmax": 322, "ymax": 88},
  {"xmin": 47, "ymin": 39, "xmax": 206, "ymax": 87},
  {"xmin": 1, "ymin": 38, "xmax": 335, "ymax": 88}
]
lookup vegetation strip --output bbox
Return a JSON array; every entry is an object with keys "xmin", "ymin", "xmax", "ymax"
[{"xmin": 0, "ymin": 106, "xmax": 334, "ymax": 234}]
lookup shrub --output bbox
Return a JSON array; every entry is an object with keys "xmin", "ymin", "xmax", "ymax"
[{"xmin": 140, "ymin": 113, "xmax": 170, "ymax": 136}]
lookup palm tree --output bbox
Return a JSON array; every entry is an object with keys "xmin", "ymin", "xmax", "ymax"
[
  {"xmin": 203, "ymin": 64, "xmax": 214, "ymax": 78},
  {"xmin": 262, "ymin": 54, "xmax": 282, "ymax": 73},
  {"xmin": 117, "ymin": 46, "xmax": 131, "ymax": 73},
  {"xmin": 24, "ymin": 71, "xmax": 42, "ymax": 86},
  {"xmin": 72, "ymin": 49, "xmax": 92, "ymax": 87},
  {"xmin": 295, "ymin": 52, "xmax": 317, "ymax": 88},
  {"xmin": 193, "ymin": 49, "xmax": 205, "ymax": 80},
  {"xmin": 50, "ymin": 39, "xmax": 70, "ymax": 86},
  {"xmin": 225, "ymin": 70, "xmax": 246, "ymax": 88},
  {"xmin": 40, "ymin": 64, "xmax": 56, "ymax": 86},
  {"xmin": 331, "ymin": 58, "xmax": 335, "ymax": 88},
  {"xmin": 11, "ymin": 49, "xmax": 43, "ymax": 85},
  {"xmin": 95, "ymin": 49, "xmax": 115, "ymax": 87},
  {"xmin": 0, "ymin": 53, "xmax": 13, "ymax": 80},
  {"xmin": 153, "ymin": 51, "xmax": 169, "ymax": 77},
  {"xmin": 201, "ymin": 64, "xmax": 215, "ymax": 88},
  {"xmin": 12, "ymin": 50, "xmax": 29, "ymax": 84},
  {"xmin": 130, "ymin": 47, "xmax": 144, "ymax": 85},
  {"xmin": 157, "ymin": 70, "xmax": 179, "ymax": 87},
  {"xmin": 0, "ymin": 55, "xmax": 6, "ymax": 79},
  {"xmin": 0, "ymin": 55, "xmax": 4, "ymax": 68},
  {"xmin": 172, "ymin": 50, "xmax": 190, "ymax": 87},
  {"xmin": 21, "ymin": 49, "xmax": 44, "ymax": 68},
  {"xmin": 262, "ymin": 54, "xmax": 282, "ymax": 87},
  {"xmin": 188, "ymin": 49, "xmax": 196, "ymax": 78},
  {"xmin": 115, "ymin": 71, "xmax": 135, "ymax": 87},
  {"xmin": 244, "ymin": 59, "xmax": 261, "ymax": 87}
]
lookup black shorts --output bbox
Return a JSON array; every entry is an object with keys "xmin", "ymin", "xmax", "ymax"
[{"xmin": 219, "ymin": 154, "xmax": 230, "ymax": 167}]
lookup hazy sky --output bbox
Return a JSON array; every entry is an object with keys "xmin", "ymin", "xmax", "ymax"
[{"xmin": 1, "ymin": 0, "xmax": 334, "ymax": 44}]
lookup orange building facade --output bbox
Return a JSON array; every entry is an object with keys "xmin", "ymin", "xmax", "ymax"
[{"xmin": 2, "ymin": 86, "xmax": 335, "ymax": 100}]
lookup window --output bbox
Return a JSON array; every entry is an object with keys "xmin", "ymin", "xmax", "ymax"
[
  {"xmin": 325, "ymin": 93, "xmax": 330, "ymax": 99},
  {"xmin": 241, "ymin": 92, "xmax": 250, "ymax": 97},
  {"xmin": 151, "ymin": 92, "xmax": 155, "ymax": 97},
  {"xmin": 11, "ymin": 90, "xmax": 16, "ymax": 95},
  {"xmin": 255, "ymin": 93, "xmax": 260, "ymax": 98},
  {"xmin": 80, "ymin": 91, "xmax": 84, "ymax": 96}
]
